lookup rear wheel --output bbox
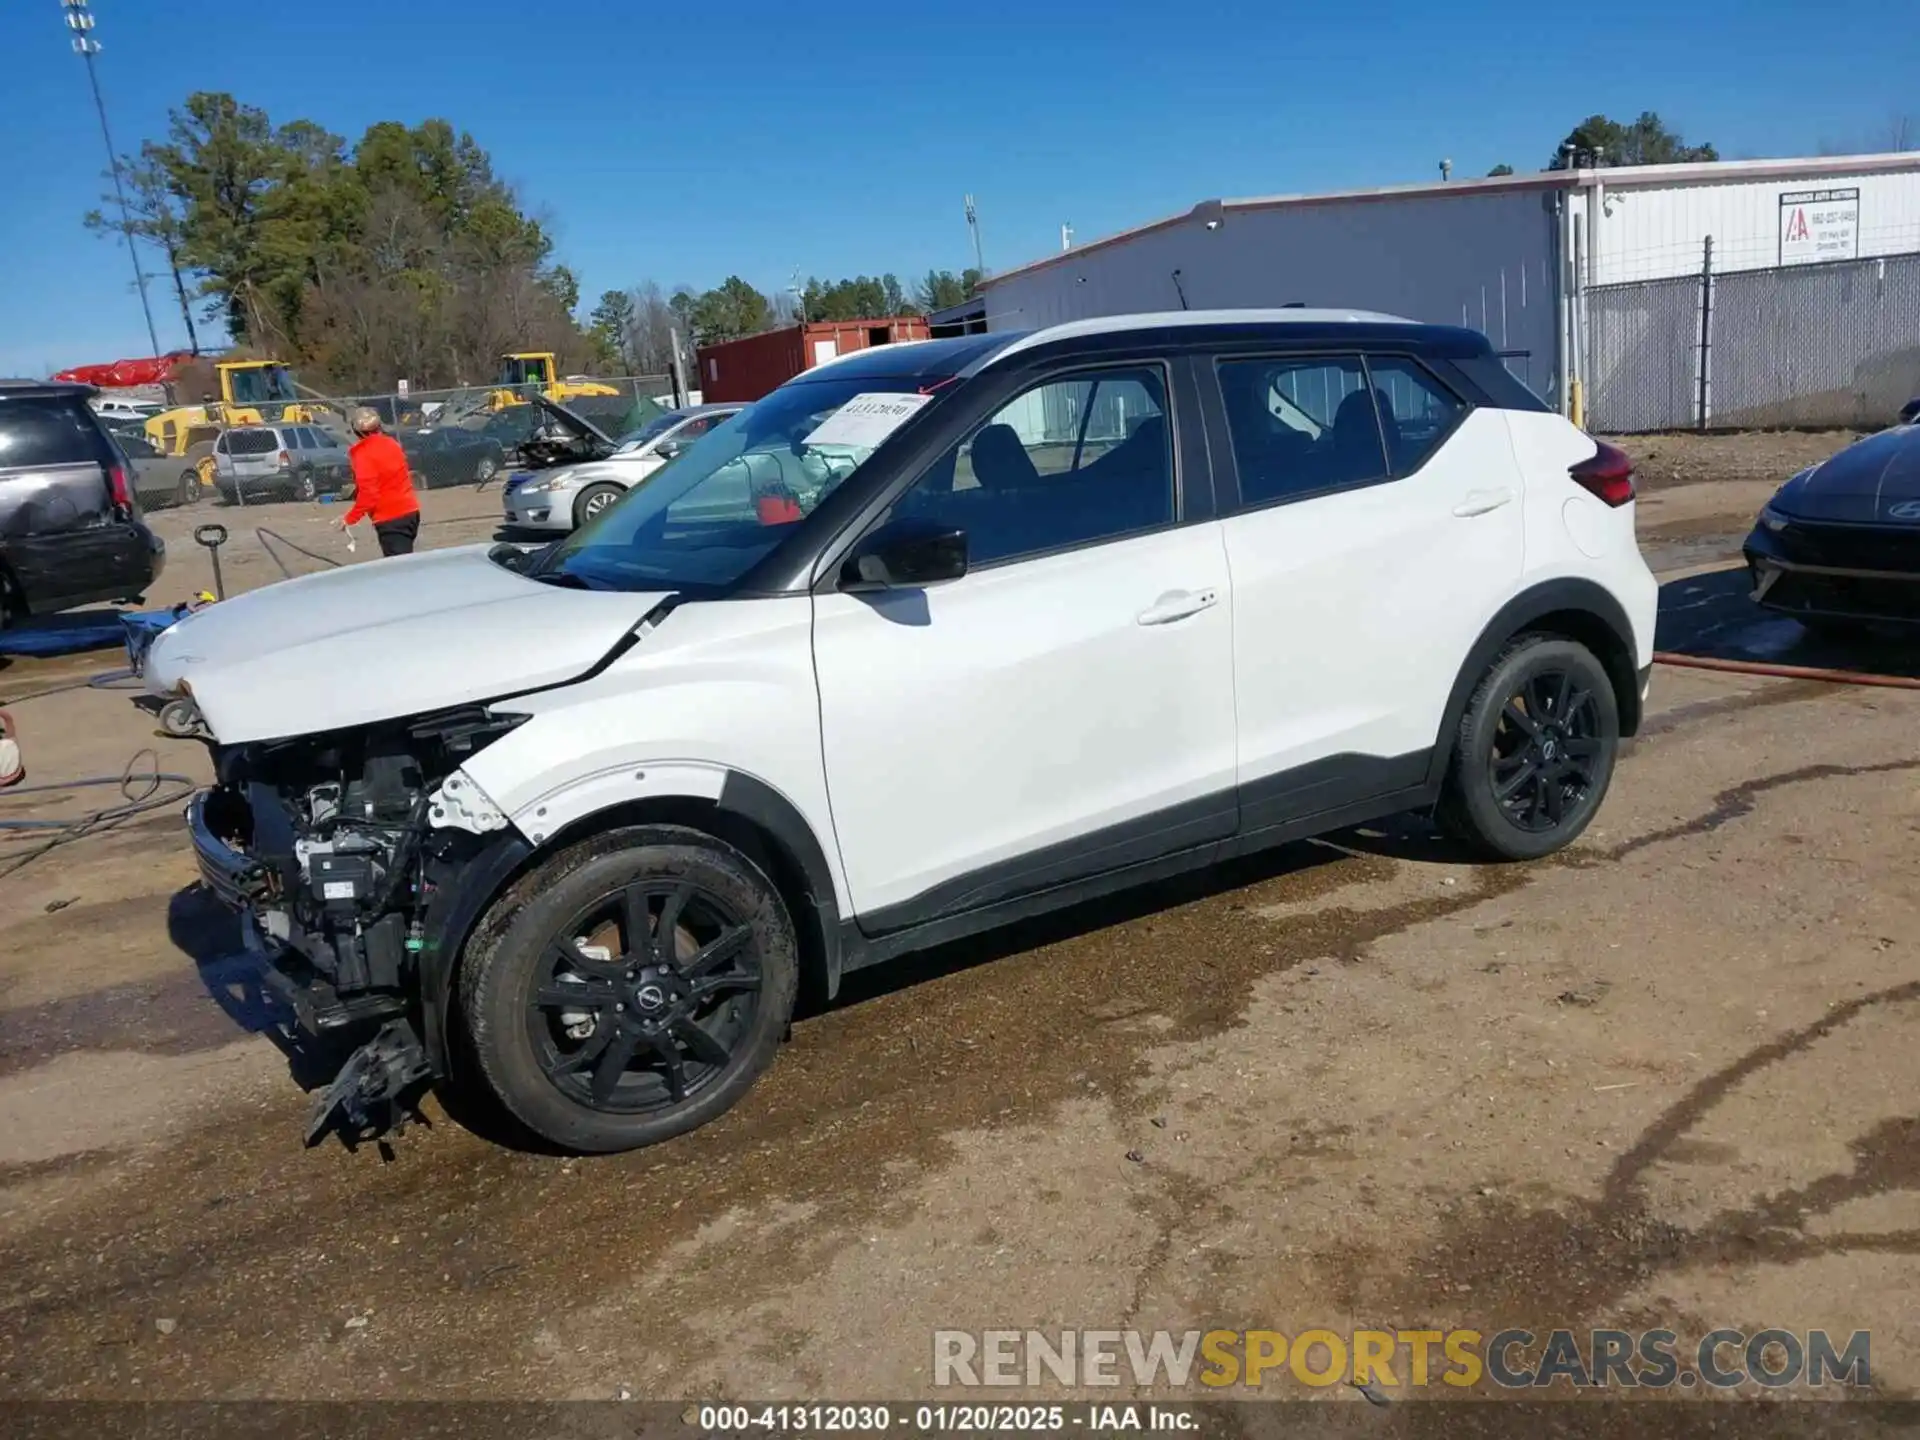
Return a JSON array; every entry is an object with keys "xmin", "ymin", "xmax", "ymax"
[
  {"xmin": 175, "ymin": 471, "xmax": 202, "ymax": 507},
  {"xmin": 573, "ymin": 482, "xmax": 622, "ymax": 528},
  {"xmin": 460, "ymin": 826, "xmax": 798, "ymax": 1153},
  {"xmin": 294, "ymin": 469, "xmax": 318, "ymax": 503},
  {"xmin": 473, "ymin": 454, "xmax": 499, "ymax": 484},
  {"xmin": 1437, "ymin": 636, "xmax": 1619, "ymax": 861}
]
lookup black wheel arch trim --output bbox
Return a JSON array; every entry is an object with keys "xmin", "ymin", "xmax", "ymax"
[
  {"xmin": 417, "ymin": 830, "xmax": 536, "ymax": 1077},
  {"xmin": 418, "ymin": 768, "xmax": 849, "ymax": 1075},
  {"xmin": 713, "ymin": 770, "xmax": 846, "ymax": 999},
  {"xmin": 1427, "ymin": 577, "xmax": 1643, "ymax": 793}
]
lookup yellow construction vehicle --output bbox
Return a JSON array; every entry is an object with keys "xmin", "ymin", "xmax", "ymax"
[
  {"xmin": 142, "ymin": 358, "xmax": 338, "ymax": 490},
  {"xmin": 487, "ymin": 352, "xmax": 620, "ymax": 410}
]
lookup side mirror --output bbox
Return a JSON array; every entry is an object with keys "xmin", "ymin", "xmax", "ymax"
[
  {"xmin": 654, "ymin": 438, "xmax": 686, "ymax": 459},
  {"xmin": 840, "ymin": 517, "xmax": 968, "ymax": 591}
]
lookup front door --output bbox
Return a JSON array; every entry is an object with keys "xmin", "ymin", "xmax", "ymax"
[{"xmin": 812, "ymin": 361, "xmax": 1239, "ymax": 929}]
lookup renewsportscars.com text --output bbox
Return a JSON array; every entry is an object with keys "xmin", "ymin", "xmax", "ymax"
[{"xmin": 933, "ymin": 1327, "xmax": 1871, "ymax": 1391}]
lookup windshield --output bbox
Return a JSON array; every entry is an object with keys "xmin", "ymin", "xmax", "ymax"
[
  {"xmin": 501, "ymin": 356, "xmax": 550, "ymax": 387},
  {"xmin": 535, "ymin": 373, "xmax": 945, "ymax": 592},
  {"xmin": 228, "ymin": 365, "xmax": 297, "ymax": 405},
  {"xmin": 615, "ymin": 411, "xmax": 684, "ymax": 450}
]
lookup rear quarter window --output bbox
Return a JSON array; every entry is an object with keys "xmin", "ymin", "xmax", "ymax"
[
  {"xmin": 0, "ymin": 398, "xmax": 109, "ymax": 469},
  {"xmin": 227, "ymin": 429, "xmax": 281, "ymax": 456}
]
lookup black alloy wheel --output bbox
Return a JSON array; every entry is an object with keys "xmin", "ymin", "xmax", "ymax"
[
  {"xmin": 461, "ymin": 826, "xmax": 799, "ymax": 1152},
  {"xmin": 1438, "ymin": 636, "xmax": 1620, "ymax": 861},
  {"xmin": 1487, "ymin": 669, "xmax": 1605, "ymax": 833},
  {"xmin": 527, "ymin": 878, "xmax": 762, "ymax": 1113}
]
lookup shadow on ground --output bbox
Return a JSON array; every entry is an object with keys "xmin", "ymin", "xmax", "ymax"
[{"xmin": 1656, "ymin": 567, "xmax": 1920, "ymax": 680}]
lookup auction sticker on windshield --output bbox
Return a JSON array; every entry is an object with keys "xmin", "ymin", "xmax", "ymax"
[{"xmin": 802, "ymin": 392, "xmax": 932, "ymax": 450}]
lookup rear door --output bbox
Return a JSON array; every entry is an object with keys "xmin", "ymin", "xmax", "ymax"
[
  {"xmin": 0, "ymin": 394, "xmax": 144, "ymax": 610},
  {"xmin": 1205, "ymin": 350, "xmax": 1524, "ymax": 831}
]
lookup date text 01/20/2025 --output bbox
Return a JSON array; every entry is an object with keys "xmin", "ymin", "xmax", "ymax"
[{"xmin": 695, "ymin": 1404, "xmax": 1197, "ymax": 1433}]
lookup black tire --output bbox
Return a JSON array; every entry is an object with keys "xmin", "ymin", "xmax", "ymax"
[
  {"xmin": 473, "ymin": 453, "xmax": 499, "ymax": 485},
  {"xmin": 1436, "ymin": 635, "xmax": 1619, "ymax": 861},
  {"xmin": 294, "ymin": 469, "xmax": 318, "ymax": 503},
  {"xmin": 573, "ymin": 482, "xmax": 623, "ymax": 529},
  {"xmin": 460, "ymin": 825, "xmax": 798, "ymax": 1153},
  {"xmin": 176, "ymin": 471, "xmax": 202, "ymax": 507}
]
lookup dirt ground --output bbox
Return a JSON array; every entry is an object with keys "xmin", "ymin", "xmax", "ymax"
[{"xmin": 1, "ymin": 434, "xmax": 1917, "ymax": 1413}]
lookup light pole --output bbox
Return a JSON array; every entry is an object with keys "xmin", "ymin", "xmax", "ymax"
[{"xmin": 62, "ymin": 0, "xmax": 162, "ymax": 359}]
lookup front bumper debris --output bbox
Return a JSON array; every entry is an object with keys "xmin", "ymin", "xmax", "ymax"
[{"xmin": 188, "ymin": 790, "xmax": 431, "ymax": 1146}]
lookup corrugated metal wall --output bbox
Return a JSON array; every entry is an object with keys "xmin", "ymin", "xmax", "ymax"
[
  {"xmin": 1593, "ymin": 168, "xmax": 1920, "ymax": 283},
  {"xmin": 984, "ymin": 189, "xmax": 1563, "ymax": 404}
]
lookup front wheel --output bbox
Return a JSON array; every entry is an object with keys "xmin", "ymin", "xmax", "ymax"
[
  {"xmin": 573, "ymin": 482, "xmax": 623, "ymax": 528},
  {"xmin": 459, "ymin": 826, "xmax": 798, "ymax": 1153},
  {"xmin": 1436, "ymin": 636, "xmax": 1620, "ymax": 861},
  {"xmin": 474, "ymin": 454, "xmax": 499, "ymax": 485},
  {"xmin": 176, "ymin": 471, "xmax": 202, "ymax": 507}
]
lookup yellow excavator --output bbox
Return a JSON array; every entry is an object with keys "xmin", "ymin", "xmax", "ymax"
[
  {"xmin": 486, "ymin": 352, "xmax": 620, "ymax": 410},
  {"xmin": 143, "ymin": 359, "xmax": 340, "ymax": 492}
]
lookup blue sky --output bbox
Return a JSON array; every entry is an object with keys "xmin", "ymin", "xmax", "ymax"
[{"xmin": 2, "ymin": 0, "xmax": 1914, "ymax": 376}]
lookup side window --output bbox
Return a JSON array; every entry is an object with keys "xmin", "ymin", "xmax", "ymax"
[
  {"xmin": 214, "ymin": 432, "xmax": 229, "ymax": 454},
  {"xmin": 1365, "ymin": 357, "xmax": 1467, "ymax": 474},
  {"xmin": 896, "ymin": 365, "xmax": 1174, "ymax": 567},
  {"xmin": 0, "ymin": 399, "xmax": 106, "ymax": 468},
  {"xmin": 1217, "ymin": 355, "xmax": 1388, "ymax": 507}
]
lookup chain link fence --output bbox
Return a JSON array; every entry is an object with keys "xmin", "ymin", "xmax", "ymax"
[{"xmin": 1586, "ymin": 249, "xmax": 1920, "ymax": 432}]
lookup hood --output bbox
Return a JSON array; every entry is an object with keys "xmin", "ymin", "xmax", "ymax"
[
  {"xmin": 1773, "ymin": 426, "xmax": 1920, "ymax": 524},
  {"xmin": 531, "ymin": 393, "xmax": 618, "ymax": 448},
  {"xmin": 145, "ymin": 544, "xmax": 666, "ymax": 744}
]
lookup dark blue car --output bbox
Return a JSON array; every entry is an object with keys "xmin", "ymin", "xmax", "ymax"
[{"xmin": 1744, "ymin": 422, "xmax": 1920, "ymax": 633}]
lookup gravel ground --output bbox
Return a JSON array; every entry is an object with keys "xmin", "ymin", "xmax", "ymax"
[{"xmin": 1, "ymin": 431, "xmax": 1915, "ymax": 1415}]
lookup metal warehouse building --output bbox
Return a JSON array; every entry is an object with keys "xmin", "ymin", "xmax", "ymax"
[{"xmin": 972, "ymin": 152, "xmax": 1920, "ymax": 429}]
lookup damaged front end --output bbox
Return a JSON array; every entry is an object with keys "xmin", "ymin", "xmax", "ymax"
[{"xmin": 189, "ymin": 707, "xmax": 530, "ymax": 1145}]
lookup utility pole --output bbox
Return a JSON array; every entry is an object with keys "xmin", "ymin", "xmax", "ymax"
[
  {"xmin": 964, "ymin": 194, "xmax": 985, "ymax": 275},
  {"xmin": 62, "ymin": 0, "xmax": 162, "ymax": 360}
]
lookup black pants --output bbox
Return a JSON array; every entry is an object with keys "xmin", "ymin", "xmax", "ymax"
[{"xmin": 374, "ymin": 511, "xmax": 420, "ymax": 557}]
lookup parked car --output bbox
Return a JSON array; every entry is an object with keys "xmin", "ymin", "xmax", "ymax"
[
  {"xmin": 395, "ymin": 426, "xmax": 507, "ymax": 488},
  {"xmin": 0, "ymin": 380, "xmax": 165, "ymax": 627},
  {"xmin": 91, "ymin": 396, "xmax": 163, "ymax": 425},
  {"xmin": 112, "ymin": 427, "xmax": 204, "ymax": 508},
  {"xmin": 213, "ymin": 423, "xmax": 353, "ymax": 504},
  {"xmin": 468, "ymin": 405, "xmax": 543, "ymax": 466},
  {"xmin": 1744, "ymin": 421, "xmax": 1920, "ymax": 633},
  {"xmin": 149, "ymin": 312, "xmax": 1657, "ymax": 1152},
  {"xmin": 501, "ymin": 403, "xmax": 743, "ymax": 532}
]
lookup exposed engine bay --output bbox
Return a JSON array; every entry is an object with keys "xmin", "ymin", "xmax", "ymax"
[{"xmin": 192, "ymin": 706, "xmax": 525, "ymax": 1142}]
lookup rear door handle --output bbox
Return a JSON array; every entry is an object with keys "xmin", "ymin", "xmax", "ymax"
[
  {"xmin": 1452, "ymin": 487, "xmax": 1515, "ymax": 517},
  {"xmin": 1137, "ymin": 588, "xmax": 1219, "ymax": 626}
]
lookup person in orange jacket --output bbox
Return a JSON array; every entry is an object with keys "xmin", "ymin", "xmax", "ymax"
[{"xmin": 338, "ymin": 407, "xmax": 422, "ymax": 556}]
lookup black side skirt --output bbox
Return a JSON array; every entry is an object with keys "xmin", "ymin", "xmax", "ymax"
[{"xmin": 841, "ymin": 749, "xmax": 1435, "ymax": 973}]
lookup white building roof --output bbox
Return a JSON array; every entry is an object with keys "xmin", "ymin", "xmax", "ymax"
[{"xmin": 980, "ymin": 151, "xmax": 1920, "ymax": 290}]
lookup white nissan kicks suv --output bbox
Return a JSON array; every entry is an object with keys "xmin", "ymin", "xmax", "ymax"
[{"xmin": 149, "ymin": 311, "xmax": 1658, "ymax": 1152}]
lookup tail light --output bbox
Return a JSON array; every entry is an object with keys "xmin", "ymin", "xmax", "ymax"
[
  {"xmin": 1570, "ymin": 440, "xmax": 1635, "ymax": 507},
  {"xmin": 277, "ymin": 450, "xmax": 292, "ymax": 468},
  {"xmin": 107, "ymin": 462, "xmax": 133, "ymax": 510}
]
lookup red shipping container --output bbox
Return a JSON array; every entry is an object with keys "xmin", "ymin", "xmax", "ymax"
[{"xmin": 696, "ymin": 318, "xmax": 931, "ymax": 404}]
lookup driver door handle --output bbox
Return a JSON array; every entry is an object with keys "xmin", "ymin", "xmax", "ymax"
[
  {"xmin": 1137, "ymin": 588, "xmax": 1219, "ymax": 626},
  {"xmin": 1452, "ymin": 487, "xmax": 1515, "ymax": 517}
]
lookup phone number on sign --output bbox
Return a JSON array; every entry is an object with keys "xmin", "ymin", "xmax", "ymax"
[{"xmin": 697, "ymin": 1404, "xmax": 1121, "ymax": 1433}]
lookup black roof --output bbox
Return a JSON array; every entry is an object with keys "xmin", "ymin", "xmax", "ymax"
[{"xmin": 0, "ymin": 379, "xmax": 95, "ymax": 400}]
